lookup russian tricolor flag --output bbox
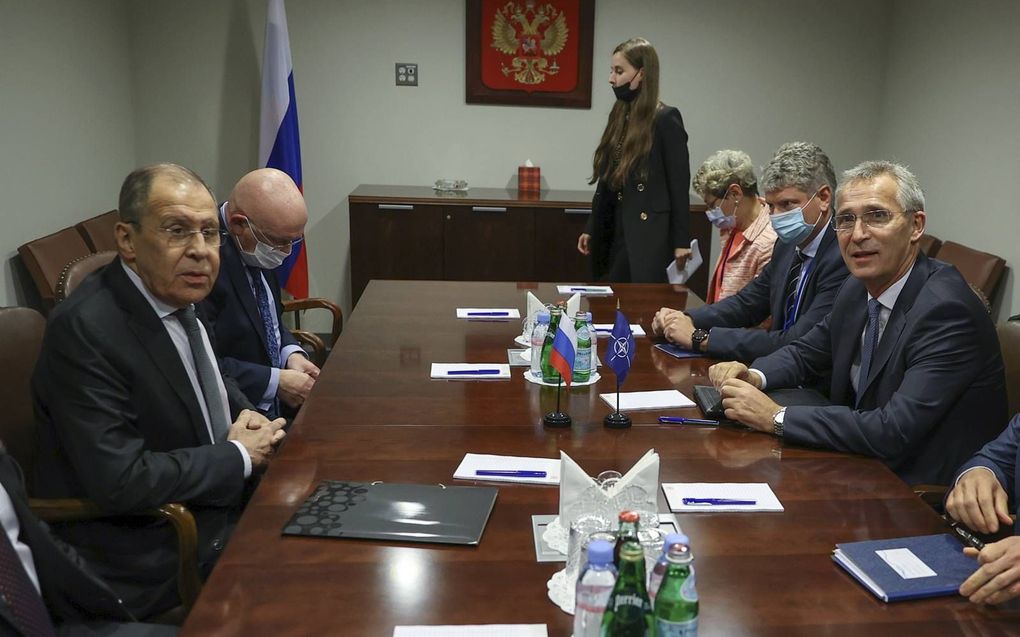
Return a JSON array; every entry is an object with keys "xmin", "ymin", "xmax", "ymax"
[
  {"xmin": 260, "ymin": 0, "xmax": 308, "ymax": 298},
  {"xmin": 549, "ymin": 318, "xmax": 578, "ymax": 386}
]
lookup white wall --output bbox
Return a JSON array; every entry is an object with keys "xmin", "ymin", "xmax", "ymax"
[
  {"xmin": 878, "ymin": 0, "xmax": 1019, "ymax": 318},
  {"xmin": 0, "ymin": 0, "xmax": 136, "ymax": 307},
  {"xmin": 123, "ymin": 0, "xmax": 892, "ymax": 322}
]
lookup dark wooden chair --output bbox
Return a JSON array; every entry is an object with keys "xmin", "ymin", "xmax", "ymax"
[
  {"xmin": 75, "ymin": 210, "xmax": 120, "ymax": 253},
  {"xmin": 283, "ymin": 297, "xmax": 344, "ymax": 366},
  {"xmin": 0, "ymin": 306, "xmax": 203, "ymax": 612}
]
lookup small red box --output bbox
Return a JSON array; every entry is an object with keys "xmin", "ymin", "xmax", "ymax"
[{"xmin": 518, "ymin": 166, "xmax": 541, "ymax": 194}]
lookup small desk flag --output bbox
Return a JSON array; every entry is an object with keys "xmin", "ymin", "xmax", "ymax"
[
  {"xmin": 548, "ymin": 318, "xmax": 577, "ymax": 386},
  {"xmin": 606, "ymin": 310, "xmax": 636, "ymax": 385}
]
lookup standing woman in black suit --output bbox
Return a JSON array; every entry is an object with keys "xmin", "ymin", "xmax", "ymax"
[{"xmin": 577, "ymin": 37, "xmax": 691, "ymax": 282}]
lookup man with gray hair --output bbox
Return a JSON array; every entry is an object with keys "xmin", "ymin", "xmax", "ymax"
[
  {"xmin": 652, "ymin": 142, "xmax": 849, "ymax": 361},
  {"xmin": 709, "ymin": 160, "xmax": 1006, "ymax": 485}
]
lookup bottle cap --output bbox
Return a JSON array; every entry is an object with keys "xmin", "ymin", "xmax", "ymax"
[
  {"xmin": 618, "ymin": 510, "xmax": 640, "ymax": 523},
  {"xmin": 662, "ymin": 533, "xmax": 690, "ymax": 554},
  {"xmin": 665, "ymin": 543, "xmax": 693, "ymax": 564},
  {"xmin": 537, "ymin": 311, "xmax": 550, "ymax": 323},
  {"xmin": 586, "ymin": 540, "xmax": 613, "ymax": 565},
  {"xmin": 585, "ymin": 311, "xmax": 593, "ymax": 321}
]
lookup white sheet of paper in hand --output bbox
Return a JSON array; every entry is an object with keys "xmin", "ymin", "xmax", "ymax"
[
  {"xmin": 661, "ymin": 482, "xmax": 784, "ymax": 512},
  {"xmin": 455, "ymin": 308, "xmax": 520, "ymax": 320},
  {"xmin": 599, "ymin": 389, "xmax": 695, "ymax": 411},
  {"xmin": 454, "ymin": 453, "xmax": 560, "ymax": 485},
  {"xmin": 394, "ymin": 626, "xmax": 548, "ymax": 637},
  {"xmin": 430, "ymin": 363, "xmax": 511, "ymax": 379},
  {"xmin": 558, "ymin": 449, "xmax": 659, "ymax": 528},
  {"xmin": 666, "ymin": 239, "xmax": 703, "ymax": 284}
]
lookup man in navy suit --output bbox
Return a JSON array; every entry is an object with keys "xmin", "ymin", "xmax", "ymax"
[
  {"xmin": 201, "ymin": 168, "xmax": 319, "ymax": 419},
  {"xmin": 651, "ymin": 142, "xmax": 850, "ymax": 362},
  {"xmin": 947, "ymin": 413, "xmax": 1020, "ymax": 605},
  {"xmin": 708, "ymin": 161, "xmax": 1006, "ymax": 486}
]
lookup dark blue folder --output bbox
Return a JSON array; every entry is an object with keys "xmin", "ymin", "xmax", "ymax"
[
  {"xmin": 833, "ymin": 533, "xmax": 978, "ymax": 602},
  {"xmin": 654, "ymin": 343, "xmax": 703, "ymax": 359}
]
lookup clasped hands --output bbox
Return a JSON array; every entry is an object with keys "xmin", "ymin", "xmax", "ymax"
[
  {"xmin": 651, "ymin": 307, "xmax": 697, "ymax": 348},
  {"xmin": 228, "ymin": 409, "xmax": 287, "ymax": 470},
  {"xmin": 705, "ymin": 361, "xmax": 781, "ymax": 434},
  {"xmin": 278, "ymin": 352, "xmax": 321, "ymax": 408}
]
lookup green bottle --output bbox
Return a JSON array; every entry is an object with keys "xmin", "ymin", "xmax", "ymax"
[
  {"xmin": 600, "ymin": 541, "xmax": 653, "ymax": 636},
  {"xmin": 540, "ymin": 306, "xmax": 562, "ymax": 383},
  {"xmin": 653, "ymin": 543, "xmax": 698, "ymax": 636},
  {"xmin": 573, "ymin": 311, "xmax": 591, "ymax": 383}
]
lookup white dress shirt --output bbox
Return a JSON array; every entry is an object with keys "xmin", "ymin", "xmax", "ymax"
[{"xmin": 0, "ymin": 483, "xmax": 40, "ymax": 594}]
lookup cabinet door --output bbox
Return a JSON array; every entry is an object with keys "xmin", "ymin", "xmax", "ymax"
[
  {"xmin": 534, "ymin": 206, "xmax": 592, "ymax": 282},
  {"xmin": 349, "ymin": 202, "xmax": 443, "ymax": 306},
  {"xmin": 442, "ymin": 205, "xmax": 534, "ymax": 281}
]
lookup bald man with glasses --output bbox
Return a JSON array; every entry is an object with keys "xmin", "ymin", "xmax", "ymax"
[
  {"xmin": 707, "ymin": 160, "xmax": 1006, "ymax": 486},
  {"xmin": 201, "ymin": 168, "xmax": 320, "ymax": 420}
]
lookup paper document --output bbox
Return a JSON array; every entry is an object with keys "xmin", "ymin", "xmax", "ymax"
[
  {"xmin": 454, "ymin": 453, "xmax": 560, "ymax": 485},
  {"xmin": 556, "ymin": 284, "xmax": 613, "ymax": 296},
  {"xmin": 430, "ymin": 363, "xmax": 511, "ymax": 380},
  {"xmin": 394, "ymin": 626, "xmax": 547, "ymax": 637},
  {"xmin": 456, "ymin": 308, "xmax": 520, "ymax": 320},
  {"xmin": 599, "ymin": 389, "xmax": 695, "ymax": 411},
  {"xmin": 666, "ymin": 239, "xmax": 702, "ymax": 284},
  {"xmin": 662, "ymin": 482, "xmax": 784, "ymax": 512},
  {"xmin": 593, "ymin": 323, "xmax": 646, "ymax": 337}
]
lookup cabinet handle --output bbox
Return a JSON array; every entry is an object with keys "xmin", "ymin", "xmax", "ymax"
[
  {"xmin": 471, "ymin": 206, "xmax": 508, "ymax": 213},
  {"xmin": 377, "ymin": 204, "xmax": 413, "ymax": 211},
  {"xmin": 564, "ymin": 208, "xmax": 592, "ymax": 215}
]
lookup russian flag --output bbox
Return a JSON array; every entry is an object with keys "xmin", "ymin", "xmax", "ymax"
[
  {"xmin": 549, "ymin": 318, "xmax": 578, "ymax": 386},
  {"xmin": 259, "ymin": 0, "xmax": 308, "ymax": 298}
]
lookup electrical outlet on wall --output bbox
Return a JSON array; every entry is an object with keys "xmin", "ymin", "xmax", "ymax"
[{"xmin": 395, "ymin": 63, "xmax": 418, "ymax": 86}]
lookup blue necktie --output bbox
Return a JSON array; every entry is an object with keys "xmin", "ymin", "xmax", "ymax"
[
  {"xmin": 782, "ymin": 250, "xmax": 806, "ymax": 330},
  {"xmin": 856, "ymin": 299, "xmax": 882, "ymax": 406},
  {"xmin": 249, "ymin": 267, "xmax": 281, "ymax": 368}
]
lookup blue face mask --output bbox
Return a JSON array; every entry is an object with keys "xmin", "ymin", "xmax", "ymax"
[
  {"xmin": 770, "ymin": 190, "xmax": 821, "ymax": 244},
  {"xmin": 706, "ymin": 203, "xmax": 736, "ymax": 230}
]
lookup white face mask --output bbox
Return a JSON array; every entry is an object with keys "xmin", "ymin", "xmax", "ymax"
[{"xmin": 235, "ymin": 218, "xmax": 290, "ymax": 269}]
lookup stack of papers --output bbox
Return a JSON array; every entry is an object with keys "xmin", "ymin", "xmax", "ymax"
[
  {"xmin": 593, "ymin": 323, "xmax": 646, "ymax": 337},
  {"xmin": 454, "ymin": 453, "xmax": 560, "ymax": 485},
  {"xmin": 662, "ymin": 482, "xmax": 784, "ymax": 512},
  {"xmin": 556, "ymin": 284, "xmax": 613, "ymax": 296},
  {"xmin": 599, "ymin": 389, "xmax": 695, "ymax": 411},
  {"xmin": 430, "ymin": 363, "xmax": 511, "ymax": 380},
  {"xmin": 456, "ymin": 308, "xmax": 521, "ymax": 320}
]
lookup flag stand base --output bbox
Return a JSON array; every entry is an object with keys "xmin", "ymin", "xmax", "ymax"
[
  {"xmin": 543, "ymin": 412, "xmax": 572, "ymax": 428},
  {"xmin": 603, "ymin": 412, "xmax": 632, "ymax": 429}
]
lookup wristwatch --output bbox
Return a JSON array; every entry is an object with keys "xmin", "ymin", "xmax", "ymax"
[
  {"xmin": 691, "ymin": 328, "xmax": 710, "ymax": 352},
  {"xmin": 772, "ymin": 407, "xmax": 786, "ymax": 437}
]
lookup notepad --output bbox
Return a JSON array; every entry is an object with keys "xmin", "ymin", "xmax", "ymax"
[
  {"xmin": 454, "ymin": 453, "xmax": 560, "ymax": 485},
  {"xmin": 557, "ymin": 285, "xmax": 613, "ymax": 295},
  {"xmin": 662, "ymin": 482, "xmax": 784, "ymax": 512},
  {"xmin": 394, "ymin": 626, "xmax": 547, "ymax": 637},
  {"xmin": 456, "ymin": 308, "xmax": 521, "ymax": 320},
  {"xmin": 599, "ymin": 389, "xmax": 695, "ymax": 411},
  {"xmin": 430, "ymin": 363, "xmax": 511, "ymax": 380},
  {"xmin": 833, "ymin": 534, "xmax": 978, "ymax": 602},
  {"xmin": 654, "ymin": 343, "xmax": 703, "ymax": 359},
  {"xmin": 593, "ymin": 323, "xmax": 646, "ymax": 337}
]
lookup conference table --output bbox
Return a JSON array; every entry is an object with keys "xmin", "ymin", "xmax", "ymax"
[{"xmin": 182, "ymin": 281, "xmax": 1019, "ymax": 636}]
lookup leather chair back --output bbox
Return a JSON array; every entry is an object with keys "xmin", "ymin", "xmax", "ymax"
[
  {"xmin": 0, "ymin": 307, "xmax": 46, "ymax": 472},
  {"xmin": 56, "ymin": 251, "xmax": 117, "ymax": 302},
  {"xmin": 75, "ymin": 210, "xmax": 120, "ymax": 252},
  {"xmin": 937, "ymin": 240, "xmax": 1007, "ymax": 301},
  {"xmin": 998, "ymin": 321, "xmax": 1020, "ymax": 418},
  {"xmin": 918, "ymin": 233, "xmax": 942, "ymax": 258},
  {"xmin": 18, "ymin": 228, "xmax": 92, "ymax": 313}
]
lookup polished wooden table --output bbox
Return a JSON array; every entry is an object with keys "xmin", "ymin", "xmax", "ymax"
[{"xmin": 183, "ymin": 281, "xmax": 1020, "ymax": 636}]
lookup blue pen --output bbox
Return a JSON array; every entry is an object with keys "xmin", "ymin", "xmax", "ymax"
[
  {"xmin": 466, "ymin": 311, "xmax": 510, "ymax": 316},
  {"xmin": 447, "ymin": 369, "xmax": 501, "ymax": 375},
  {"xmin": 658, "ymin": 416, "xmax": 719, "ymax": 425},
  {"xmin": 682, "ymin": 498, "xmax": 757, "ymax": 506},
  {"xmin": 475, "ymin": 470, "xmax": 547, "ymax": 478},
  {"xmin": 570, "ymin": 286, "xmax": 604, "ymax": 292}
]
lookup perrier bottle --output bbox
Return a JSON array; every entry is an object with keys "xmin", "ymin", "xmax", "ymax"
[
  {"xmin": 540, "ymin": 306, "xmax": 563, "ymax": 383},
  {"xmin": 653, "ymin": 543, "xmax": 698, "ymax": 636},
  {"xmin": 600, "ymin": 541, "xmax": 653, "ymax": 636}
]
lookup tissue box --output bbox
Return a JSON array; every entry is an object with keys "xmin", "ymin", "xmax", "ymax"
[{"xmin": 518, "ymin": 165, "xmax": 541, "ymax": 195}]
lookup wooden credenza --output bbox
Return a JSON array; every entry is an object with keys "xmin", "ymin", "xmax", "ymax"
[{"xmin": 348, "ymin": 185, "xmax": 709, "ymax": 307}]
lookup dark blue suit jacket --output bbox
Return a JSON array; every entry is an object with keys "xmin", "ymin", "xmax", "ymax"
[
  {"xmin": 954, "ymin": 413, "xmax": 1020, "ymax": 533},
  {"xmin": 687, "ymin": 223, "xmax": 849, "ymax": 362},
  {"xmin": 753, "ymin": 254, "xmax": 1007, "ymax": 485},
  {"xmin": 201, "ymin": 215, "xmax": 300, "ymax": 411}
]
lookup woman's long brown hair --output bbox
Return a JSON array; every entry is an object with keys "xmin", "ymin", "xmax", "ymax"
[{"xmin": 590, "ymin": 37, "xmax": 661, "ymax": 190}]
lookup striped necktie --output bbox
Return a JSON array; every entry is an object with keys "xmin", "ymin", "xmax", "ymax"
[
  {"xmin": 782, "ymin": 250, "xmax": 806, "ymax": 330},
  {"xmin": 174, "ymin": 306, "xmax": 230, "ymax": 442}
]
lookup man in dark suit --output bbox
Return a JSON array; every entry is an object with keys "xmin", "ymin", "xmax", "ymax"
[
  {"xmin": 708, "ymin": 161, "xmax": 1006, "ymax": 486},
  {"xmin": 946, "ymin": 413, "xmax": 1020, "ymax": 605},
  {"xmin": 201, "ymin": 168, "xmax": 319, "ymax": 418},
  {"xmin": 32, "ymin": 164, "xmax": 286, "ymax": 619},
  {"xmin": 0, "ymin": 445, "xmax": 177, "ymax": 636},
  {"xmin": 652, "ymin": 142, "xmax": 850, "ymax": 362}
]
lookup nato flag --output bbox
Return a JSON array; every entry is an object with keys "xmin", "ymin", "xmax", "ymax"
[{"xmin": 606, "ymin": 310, "xmax": 636, "ymax": 384}]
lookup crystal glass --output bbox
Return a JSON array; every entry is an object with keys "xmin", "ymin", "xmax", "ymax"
[{"xmin": 565, "ymin": 514, "xmax": 612, "ymax": 582}]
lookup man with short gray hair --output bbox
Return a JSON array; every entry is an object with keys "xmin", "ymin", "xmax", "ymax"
[
  {"xmin": 709, "ymin": 160, "xmax": 1006, "ymax": 485},
  {"xmin": 652, "ymin": 142, "xmax": 849, "ymax": 362}
]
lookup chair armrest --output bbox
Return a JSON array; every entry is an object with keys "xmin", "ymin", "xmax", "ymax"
[
  {"xmin": 29, "ymin": 498, "xmax": 202, "ymax": 610},
  {"xmin": 282, "ymin": 297, "xmax": 343, "ymax": 346},
  {"xmin": 292, "ymin": 329, "xmax": 327, "ymax": 365}
]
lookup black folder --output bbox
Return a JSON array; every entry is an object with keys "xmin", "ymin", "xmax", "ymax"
[{"xmin": 282, "ymin": 480, "xmax": 498, "ymax": 545}]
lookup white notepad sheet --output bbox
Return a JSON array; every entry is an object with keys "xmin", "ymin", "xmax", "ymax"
[
  {"xmin": 599, "ymin": 389, "xmax": 695, "ymax": 411},
  {"xmin": 662, "ymin": 482, "xmax": 785, "ymax": 512},
  {"xmin": 454, "ymin": 453, "xmax": 560, "ymax": 485},
  {"xmin": 430, "ymin": 363, "xmax": 511, "ymax": 380},
  {"xmin": 456, "ymin": 308, "xmax": 521, "ymax": 320},
  {"xmin": 592, "ymin": 323, "xmax": 646, "ymax": 337}
]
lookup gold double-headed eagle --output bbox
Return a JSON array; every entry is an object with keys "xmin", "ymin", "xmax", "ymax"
[{"xmin": 490, "ymin": 1, "xmax": 569, "ymax": 85}]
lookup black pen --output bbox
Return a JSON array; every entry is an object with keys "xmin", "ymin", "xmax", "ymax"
[
  {"xmin": 947, "ymin": 518, "xmax": 985, "ymax": 550},
  {"xmin": 658, "ymin": 416, "xmax": 719, "ymax": 425}
]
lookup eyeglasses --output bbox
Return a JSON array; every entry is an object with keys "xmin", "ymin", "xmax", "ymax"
[
  {"xmin": 831, "ymin": 209, "xmax": 908, "ymax": 232},
  {"xmin": 243, "ymin": 217, "xmax": 303, "ymax": 254},
  {"xmin": 134, "ymin": 222, "xmax": 226, "ymax": 247}
]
